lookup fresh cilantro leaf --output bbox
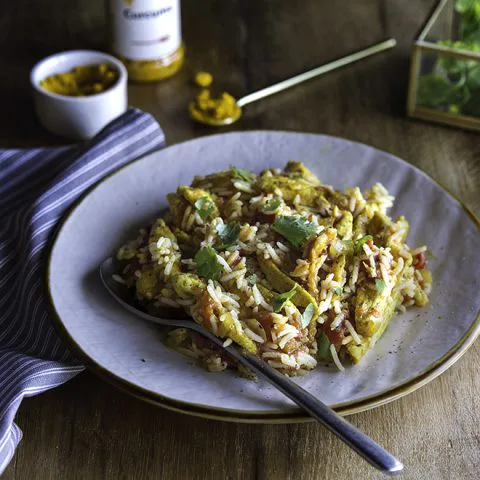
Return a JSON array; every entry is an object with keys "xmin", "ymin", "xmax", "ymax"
[
  {"xmin": 263, "ymin": 198, "xmax": 281, "ymax": 212},
  {"xmin": 342, "ymin": 239, "xmax": 354, "ymax": 250},
  {"xmin": 272, "ymin": 216, "xmax": 317, "ymax": 248},
  {"xmin": 375, "ymin": 279, "xmax": 386, "ymax": 294},
  {"xmin": 194, "ymin": 196, "xmax": 215, "ymax": 221},
  {"xmin": 354, "ymin": 235, "xmax": 373, "ymax": 255},
  {"xmin": 272, "ymin": 284, "xmax": 297, "ymax": 313},
  {"xmin": 317, "ymin": 332, "xmax": 331, "ymax": 359},
  {"xmin": 332, "ymin": 287, "xmax": 343, "ymax": 296},
  {"xmin": 301, "ymin": 303, "xmax": 315, "ymax": 329},
  {"xmin": 247, "ymin": 274, "xmax": 257, "ymax": 285},
  {"xmin": 215, "ymin": 221, "xmax": 240, "ymax": 249},
  {"xmin": 195, "ymin": 246, "xmax": 224, "ymax": 281},
  {"xmin": 230, "ymin": 165, "xmax": 253, "ymax": 182}
]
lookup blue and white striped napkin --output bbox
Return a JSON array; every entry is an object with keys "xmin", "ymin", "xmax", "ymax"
[{"xmin": 0, "ymin": 108, "xmax": 165, "ymax": 474}]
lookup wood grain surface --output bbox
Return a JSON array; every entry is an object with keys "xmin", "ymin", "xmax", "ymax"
[{"xmin": 2, "ymin": 0, "xmax": 479, "ymax": 479}]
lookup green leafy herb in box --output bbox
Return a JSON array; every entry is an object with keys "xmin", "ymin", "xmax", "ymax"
[{"xmin": 417, "ymin": 0, "xmax": 480, "ymax": 116}]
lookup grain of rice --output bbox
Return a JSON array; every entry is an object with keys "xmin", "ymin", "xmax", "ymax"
[
  {"xmin": 249, "ymin": 194, "xmax": 264, "ymax": 203},
  {"xmin": 112, "ymin": 274, "xmax": 126, "ymax": 285},
  {"xmin": 281, "ymin": 353, "xmax": 298, "ymax": 368},
  {"xmin": 330, "ymin": 312, "xmax": 344, "ymax": 330},
  {"xmin": 215, "ymin": 254, "xmax": 232, "ymax": 272},
  {"xmin": 318, "ymin": 290, "xmax": 333, "ymax": 313},
  {"xmin": 379, "ymin": 263, "xmax": 391, "ymax": 289},
  {"xmin": 265, "ymin": 243, "xmax": 282, "ymax": 265},
  {"xmin": 164, "ymin": 258, "xmax": 175, "ymax": 277},
  {"xmin": 333, "ymin": 300, "xmax": 342, "ymax": 314},
  {"xmin": 221, "ymin": 268, "xmax": 246, "ymax": 282},
  {"xmin": 350, "ymin": 259, "xmax": 360, "ymax": 287},
  {"xmin": 278, "ymin": 331, "xmax": 297, "ymax": 349},
  {"xmin": 223, "ymin": 338, "xmax": 233, "ymax": 347},
  {"xmin": 185, "ymin": 211, "xmax": 195, "ymax": 231},
  {"xmin": 226, "ymin": 250, "xmax": 240, "ymax": 266},
  {"xmin": 344, "ymin": 320, "xmax": 361, "ymax": 345},
  {"xmin": 349, "ymin": 195, "xmax": 356, "ymax": 212},
  {"xmin": 276, "ymin": 241, "xmax": 290, "ymax": 252},
  {"xmin": 159, "ymin": 297, "xmax": 180, "ymax": 308},
  {"xmin": 219, "ymin": 293, "xmax": 240, "ymax": 309},
  {"xmin": 262, "ymin": 352, "xmax": 282, "ymax": 359},
  {"xmin": 233, "ymin": 180, "xmax": 253, "ymax": 193},
  {"xmin": 397, "ymin": 304, "xmax": 407, "ymax": 313},
  {"xmin": 194, "ymin": 212, "xmax": 203, "ymax": 225},
  {"xmin": 296, "ymin": 352, "xmax": 317, "ymax": 368},
  {"xmin": 265, "ymin": 342, "xmax": 279, "ymax": 349},
  {"xmin": 341, "ymin": 336, "xmax": 353, "ymax": 345},
  {"xmin": 181, "ymin": 205, "xmax": 192, "ymax": 230},
  {"xmin": 244, "ymin": 328, "xmax": 265, "ymax": 343},
  {"xmin": 207, "ymin": 282, "xmax": 222, "ymax": 306},
  {"xmin": 393, "ymin": 257, "xmax": 404, "ymax": 275},
  {"xmin": 330, "ymin": 345, "xmax": 345, "ymax": 371},
  {"xmin": 271, "ymin": 313, "xmax": 288, "ymax": 325},
  {"xmin": 209, "ymin": 314, "xmax": 219, "ymax": 335},
  {"xmin": 232, "ymin": 316, "xmax": 243, "ymax": 333}
]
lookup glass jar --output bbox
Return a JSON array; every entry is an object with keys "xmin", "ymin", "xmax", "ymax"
[{"xmin": 106, "ymin": 0, "xmax": 184, "ymax": 83}]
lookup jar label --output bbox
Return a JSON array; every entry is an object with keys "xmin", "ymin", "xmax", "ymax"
[{"xmin": 109, "ymin": 0, "xmax": 181, "ymax": 61}]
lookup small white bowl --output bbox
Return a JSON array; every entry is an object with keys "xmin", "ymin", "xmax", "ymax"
[{"xmin": 30, "ymin": 50, "xmax": 128, "ymax": 140}]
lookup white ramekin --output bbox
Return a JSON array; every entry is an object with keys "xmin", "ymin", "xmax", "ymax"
[{"xmin": 30, "ymin": 50, "xmax": 128, "ymax": 140}]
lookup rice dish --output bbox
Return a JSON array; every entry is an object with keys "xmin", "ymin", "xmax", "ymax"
[{"xmin": 114, "ymin": 162, "xmax": 432, "ymax": 375}]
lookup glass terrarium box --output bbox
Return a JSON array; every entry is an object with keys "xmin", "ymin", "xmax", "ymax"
[{"xmin": 407, "ymin": 0, "xmax": 480, "ymax": 131}]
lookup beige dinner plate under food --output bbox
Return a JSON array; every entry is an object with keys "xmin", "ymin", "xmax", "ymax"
[{"xmin": 47, "ymin": 131, "xmax": 480, "ymax": 422}]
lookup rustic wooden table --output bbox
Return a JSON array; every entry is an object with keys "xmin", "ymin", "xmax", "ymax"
[{"xmin": 2, "ymin": 0, "xmax": 479, "ymax": 478}]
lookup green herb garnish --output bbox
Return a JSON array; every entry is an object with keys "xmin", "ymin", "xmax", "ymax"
[
  {"xmin": 216, "ymin": 221, "xmax": 240, "ymax": 250},
  {"xmin": 195, "ymin": 246, "xmax": 224, "ymax": 281},
  {"xmin": 272, "ymin": 284, "xmax": 297, "ymax": 313},
  {"xmin": 301, "ymin": 303, "xmax": 315, "ymax": 329},
  {"xmin": 354, "ymin": 235, "xmax": 373, "ymax": 255},
  {"xmin": 375, "ymin": 279, "xmax": 386, "ymax": 294},
  {"xmin": 194, "ymin": 196, "xmax": 215, "ymax": 221},
  {"xmin": 317, "ymin": 332, "xmax": 331, "ymax": 359},
  {"xmin": 263, "ymin": 198, "xmax": 281, "ymax": 212},
  {"xmin": 247, "ymin": 274, "xmax": 257, "ymax": 285},
  {"xmin": 272, "ymin": 216, "xmax": 317, "ymax": 248},
  {"xmin": 230, "ymin": 165, "xmax": 253, "ymax": 182},
  {"xmin": 342, "ymin": 239, "xmax": 354, "ymax": 250},
  {"xmin": 332, "ymin": 287, "xmax": 343, "ymax": 296}
]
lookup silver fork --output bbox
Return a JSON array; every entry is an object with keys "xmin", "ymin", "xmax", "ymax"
[{"xmin": 100, "ymin": 257, "xmax": 403, "ymax": 475}]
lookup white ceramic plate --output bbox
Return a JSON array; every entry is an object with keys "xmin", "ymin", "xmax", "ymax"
[{"xmin": 47, "ymin": 131, "xmax": 480, "ymax": 422}]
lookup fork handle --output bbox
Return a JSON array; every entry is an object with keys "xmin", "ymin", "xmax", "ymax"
[{"xmin": 192, "ymin": 326, "xmax": 403, "ymax": 475}]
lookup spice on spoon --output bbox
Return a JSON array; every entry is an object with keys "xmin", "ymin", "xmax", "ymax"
[
  {"xmin": 40, "ymin": 63, "xmax": 119, "ymax": 97},
  {"xmin": 189, "ymin": 89, "xmax": 240, "ymax": 124}
]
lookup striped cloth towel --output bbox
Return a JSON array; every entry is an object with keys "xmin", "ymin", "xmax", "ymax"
[{"xmin": 0, "ymin": 108, "xmax": 165, "ymax": 474}]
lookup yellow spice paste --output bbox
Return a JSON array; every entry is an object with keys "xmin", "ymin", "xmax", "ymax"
[
  {"xmin": 40, "ymin": 64, "xmax": 119, "ymax": 97},
  {"xmin": 189, "ymin": 89, "xmax": 240, "ymax": 124},
  {"xmin": 194, "ymin": 71, "xmax": 213, "ymax": 88}
]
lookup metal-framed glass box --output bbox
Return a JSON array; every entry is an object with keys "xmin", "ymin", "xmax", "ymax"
[{"xmin": 407, "ymin": 0, "xmax": 480, "ymax": 131}]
